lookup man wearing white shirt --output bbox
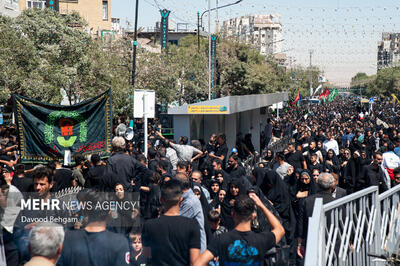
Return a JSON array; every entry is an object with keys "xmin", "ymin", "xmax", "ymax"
[
  {"xmin": 323, "ymin": 132, "xmax": 339, "ymax": 156},
  {"xmin": 382, "ymin": 147, "xmax": 400, "ymax": 189}
]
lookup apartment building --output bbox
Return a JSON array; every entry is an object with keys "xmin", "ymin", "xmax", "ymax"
[
  {"xmin": 19, "ymin": 0, "xmax": 112, "ymax": 36},
  {"xmin": 221, "ymin": 14, "xmax": 283, "ymax": 55},
  {"xmin": 377, "ymin": 32, "xmax": 400, "ymax": 70}
]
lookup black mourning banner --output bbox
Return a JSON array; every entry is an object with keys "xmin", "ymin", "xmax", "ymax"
[{"xmin": 13, "ymin": 90, "xmax": 112, "ymax": 164}]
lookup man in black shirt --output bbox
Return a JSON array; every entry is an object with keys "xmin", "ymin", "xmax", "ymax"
[
  {"xmin": 209, "ymin": 134, "xmax": 228, "ymax": 167},
  {"xmin": 195, "ymin": 193, "xmax": 285, "ymax": 266},
  {"xmin": 107, "ymin": 137, "xmax": 148, "ymax": 192},
  {"xmin": 85, "ymin": 154, "xmax": 110, "ymax": 191},
  {"xmin": 11, "ymin": 164, "xmax": 33, "ymax": 193},
  {"xmin": 57, "ymin": 190, "xmax": 130, "ymax": 266},
  {"xmin": 286, "ymin": 143, "xmax": 307, "ymax": 170},
  {"xmin": 147, "ymin": 147, "xmax": 159, "ymax": 172},
  {"xmin": 359, "ymin": 152, "xmax": 388, "ymax": 193},
  {"xmin": 143, "ymin": 179, "xmax": 201, "ymax": 266},
  {"xmin": 226, "ymin": 155, "xmax": 246, "ymax": 180},
  {"xmin": 49, "ymin": 159, "xmax": 74, "ymax": 192}
]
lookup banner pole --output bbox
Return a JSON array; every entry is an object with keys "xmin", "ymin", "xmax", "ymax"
[
  {"xmin": 277, "ymin": 105, "xmax": 279, "ymax": 120},
  {"xmin": 143, "ymin": 93, "xmax": 148, "ymax": 158}
]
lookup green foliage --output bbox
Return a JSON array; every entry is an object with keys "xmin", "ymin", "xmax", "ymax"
[
  {"xmin": 350, "ymin": 68, "xmax": 400, "ymax": 97},
  {"xmin": 0, "ymin": 9, "xmax": 134, "ymax": 115},
  {"xmin": 0, "ymin": 9, "xmax": 322, "ymax": 115}
]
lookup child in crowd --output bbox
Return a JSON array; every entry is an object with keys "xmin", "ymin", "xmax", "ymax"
[
  {"xmin": 208, "ymin": 210, "xmax": 228, "ymax": 237},
  {"xmin": 129, "ymin": 228, "xmax": 146, "ymax": 266}
]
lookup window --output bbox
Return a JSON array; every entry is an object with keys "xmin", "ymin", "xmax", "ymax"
[
  {"xmin": 27, "ymin": 0, "xmax": 45, "ymax": 9},
  {"xmin": 102, "ymin": 1, "xmax": 108, "ymax": 20}
]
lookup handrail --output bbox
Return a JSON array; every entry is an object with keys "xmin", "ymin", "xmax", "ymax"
[
  {"xmin": 306, "ymin": 183, "xmax": 400, "ymax": 266},
  {"xmin": 304, "ymin": 198, "xmax": 324, "ymax": 266},
  {"xmin": 324, "ymin": 186, "xmax": 378, "ymax": 211},
  {"xmin": 378, "ymin": 183, "xmax": 400, "ymax": 201}
]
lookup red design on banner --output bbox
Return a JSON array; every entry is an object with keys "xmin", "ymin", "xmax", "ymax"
[{"xmin": 76, "ymin": 141, "xmax": 106, "ymax": 153}]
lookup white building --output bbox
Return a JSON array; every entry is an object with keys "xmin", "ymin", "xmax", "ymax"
[
  {"xmin": 111, "ymin": 17, "xmax": 122, "ymax": 35},
  {"xmin": 221, "ymin": 14, "xmax": 282, "ymax": 55},
  {"xmin": 0, "ymin": 0, "xmax": 20, "ymax": 17},
  {"xmin": 377, "ymin": 33, "xmax": 400, "ymax": 70}
]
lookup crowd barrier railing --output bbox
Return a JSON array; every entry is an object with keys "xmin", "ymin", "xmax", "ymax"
[
  {"xmin": 305, "ymin": 184, "xmax": 400, "ymax": 266},
  {"xmin": 266, "ymin": 133, "xmax": 293, "ymax": 154}
]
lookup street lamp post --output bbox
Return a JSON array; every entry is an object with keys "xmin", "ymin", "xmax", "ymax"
[
  {"xmin": 208, "ymin": 0, "xmax": 211, "ymax": 100},
  {"xmin": 197, "ymin": 11, "xmax": 200, "ymax": 52},
  {"xmin": 132, "ymin": 0, "xmax": 139, "ymax": 88},
  {"xmin": 198, "ymin": 0, "xmax": 243, "ymax": 100},
  {"xmin": 309, "ymin": 49, "xmax": 313, "ymax": 97},
  {"xmin": 197, "ymin": 0, "xmax": 243, "ymax": 52}
]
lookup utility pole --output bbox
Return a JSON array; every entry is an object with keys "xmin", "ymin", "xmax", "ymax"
[
  {"xmin": 215, "ymin": 0, "xmax": 219, "ymax": 33},
  {"xmin": 132, "ymin": 0, "xmax": 139, "ymax": 88},
  {"xmin": 208, "ymin": 0, "xmax": 211, "ymax": 100},
  {"xmin": 197, "ymin": 11, "xmax": 200, "ymax": 52},
  {"xmin": 309, "ymin": 50, "xmax": 313, "ymax": 97}
]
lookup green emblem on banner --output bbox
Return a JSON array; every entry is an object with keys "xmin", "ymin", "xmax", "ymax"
[{"xmin": 44, "ymin": 111, "xmax": 87, "ymax": 147}]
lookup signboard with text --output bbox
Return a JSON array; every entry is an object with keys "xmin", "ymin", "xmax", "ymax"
[
  {"xmin": 211, "ymin": 34, "xmax": 217, "ymax": 88},
  {"xmin": 160, "ymin": 9, "xmax": 170, "ymax": 50},
  {"xmin": 134, "ymin": 90, "xmax": 155, "ymax": 118},
  {"xmin": 187, "ymin": 105, "xmax": 228, "ymax": 114}
]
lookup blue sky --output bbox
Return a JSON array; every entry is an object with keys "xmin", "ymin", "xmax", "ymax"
[{"xmin": 112, "ymin": 0, "xmax": 400, "ymax": 86}]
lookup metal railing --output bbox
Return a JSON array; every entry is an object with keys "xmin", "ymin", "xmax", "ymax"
[
  {"xmin": 378, "ymin": 185, "xmax": 400, "ymax": 260},
  {"xmin": 265, "ymin": 132, "xmax": 293, "ymax": 155},
  {"xmin": 305, "ymin": 184, "xmax": 400, "ymax": 266}
]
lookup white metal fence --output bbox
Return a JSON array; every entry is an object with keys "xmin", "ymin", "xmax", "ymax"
[{"xmin": 305, "ymin": 184, "xmax": 400, "ymax": 266}]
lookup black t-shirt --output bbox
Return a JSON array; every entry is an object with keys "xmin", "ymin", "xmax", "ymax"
[
  {"xmin": 208, "ymin": 230, "xmax": 276, "ymax": 266},
  {"xmin": 142, "ymin": 215, "xmax": 200, "ymax": 266},
  {"xmin": 85, "ymin": 165, "xmax": 109, "ymax": 191},
  {"xmin": 272, "ymin": 127, "xmax": 281, "ymax": 138},
  {"xmin": 286, "ymin": 151, "xmax": 305, "ymax": 170},
  {"xmin": 11, "ymin": 176, "xmax": 33, "ymax": 193},
  {"xmin": 227, "ymin": 165, "xmax": 246, "ymax": 180},
  {"xmin": 148, "ymin": 159, "xmax": 159, "ymax": 172},
  {"xmin": 215, "ymin": 143, "xmax": 228, "ymax": 165},
  {"xmin": 53, "ymin": 168, "xmax": 74, "ymax": 192},
  {"xmin": 57, "ymin": 229, "xmax": 130, "ymax": 266},
  {"xmin": 131, "ymin": 253, "xmax": 147, "ymax": 266}
]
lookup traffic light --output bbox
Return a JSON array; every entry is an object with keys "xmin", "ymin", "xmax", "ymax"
[{"xmin": 46, "ymin": 0, "xmax": 59, "ymax": 11}]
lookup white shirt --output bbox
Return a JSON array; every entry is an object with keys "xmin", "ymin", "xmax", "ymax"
[
  {"xmin": 382, "ymin": 151, "xmax": 400, "ymax": 189},
  {"xmin": 1, "ymin": 185, "xmax": 23, "ymax": 233},
  {"xmin": 323, "ymin": 139, "xmax": 339, "ymax": 155},
  {"xmin": 166, "ymin": 147, "xmax": 178, "ymax": 170},
  {"xmin": 382, "ymin": 151, "xmax": 400, "ymax": 169}
]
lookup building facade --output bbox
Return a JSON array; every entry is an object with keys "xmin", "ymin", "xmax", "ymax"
[
  {"xmin": 377, "ymin": 32, "xmax": 400, "ymax": 70},
  {"xmin": 0, "ymin": 0, "xmax": 20, "ymax": 17},
  {"xmin": 19, "ymin": 0, "xmax": 112, "ymax": 36},
  {"xmin": 221, "ymin": 14, "xmax": 282, "ymax": 55}
]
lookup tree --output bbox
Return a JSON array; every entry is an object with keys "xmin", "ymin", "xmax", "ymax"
[
  {"xmin": 0, "ymin": 9, "xmax": 322, "ymax": 115},
  {"xmin": 350, "ymin": 69, "xmax": 400, "ymax": 97},
  {"xmin": 0, "ymin": 9, "xmax": 119, "ymax": 106}
]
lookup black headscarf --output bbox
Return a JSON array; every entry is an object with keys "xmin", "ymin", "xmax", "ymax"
[
  {"xmin": 297, "ymin": 171, "xmax": 318, "ymax": 195},
  {"xmin": 220, "ymin": 179, "xmax": 245, "ymax": 230},
  {"xmin": 252, "ymin": 167, "xmax": 267, "ymax": 187},
  {"xmin": 259, "ymin": 169, "xmax": 292, "ymax": 220},
  {"xmin": 208, "ymin": 179, "xmax": 220, "ymax": 200}
]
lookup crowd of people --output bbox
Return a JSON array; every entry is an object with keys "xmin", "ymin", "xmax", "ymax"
[{"xmin": 0, "ymin": 96, "xmax": 400, "ymax": 266}]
